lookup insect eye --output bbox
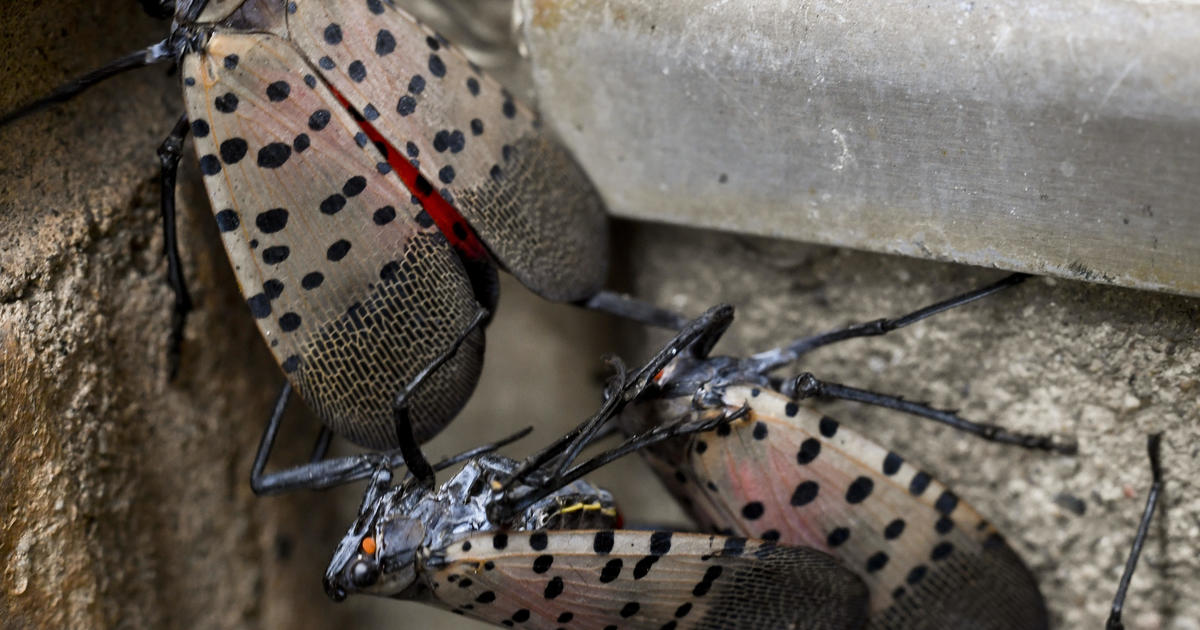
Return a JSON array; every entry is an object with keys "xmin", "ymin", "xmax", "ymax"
[{"xmin": 351, "ymin": 559, "xmax": 379, "ymax": 587}]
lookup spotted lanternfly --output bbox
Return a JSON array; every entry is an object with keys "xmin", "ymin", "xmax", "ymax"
[
  {"xmin": 618, "ymin": 275, "xmax": 1075, "ymax": 629},
  {"xmin": 323, "ymin": 308, "xmax": 871, "ymax": 629},
  {"xmin": 3, "ymin": 0, "xmax": 678, "ymax": 482}
]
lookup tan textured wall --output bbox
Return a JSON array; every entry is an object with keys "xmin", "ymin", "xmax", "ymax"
[{"xmin": 0, "ymin": 3, "xmax": 347, "ymax": 628}]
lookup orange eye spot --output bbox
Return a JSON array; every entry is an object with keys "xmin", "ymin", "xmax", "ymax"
[
  {"xmin": 653, "ymin": 369, "xmax": 665, "ymax": 383},
  {"xmin": 361, "ymin": 536, "xmax": 377, "ymax": 555}
]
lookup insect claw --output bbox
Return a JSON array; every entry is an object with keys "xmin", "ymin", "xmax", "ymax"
[
  {"xmin": 792, "ymin": 372, "xmax": 821, "ymax": 398},
  {"xmin": 724, "ymin": 403, "xmax": 751, "ymax": 424}
]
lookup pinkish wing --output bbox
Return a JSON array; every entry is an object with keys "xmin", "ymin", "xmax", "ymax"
[
  {"xmin": 642, "ymin": 385, "xmax": 1047, "ymax": 629},
  {"xmin": 287, "ymin": 0, "xmax": 609, "ymax": 302},
  {"xmin": 182, "ymin": 31, "xmax": 483, "ymax": 447},
  {"xmin": 428, "ymin": 529, "xmax": 868, "ymax": 630}
]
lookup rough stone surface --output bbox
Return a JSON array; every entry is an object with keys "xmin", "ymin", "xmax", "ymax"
[{"xmin": 1, "ymin": 3, "xmax": 346, "ymax": 628}]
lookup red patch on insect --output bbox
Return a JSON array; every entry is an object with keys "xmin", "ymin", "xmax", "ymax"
[{"xmin": 330, "ymin": 88, "xmax": 489, "ymax": 262}]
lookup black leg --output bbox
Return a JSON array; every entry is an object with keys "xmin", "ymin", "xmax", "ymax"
[
  {"xmin": 577, "ymin": 289, "xmax": 690, "ymax": 330},
  {"xmin": 390, "ymin": 308, "xmax": 491, "ymax": 488},
  {"xmin": 250, "ymin": 382, "xmax": 371, "ymax": 495},
  {"xmin": 547, "ymin": 358, "xmax": 629, "ymax": 482},
  {"xmin": 250, "ymin": 382, "xmax": 293, "ymax": 489},
  {"xmin": 495, "ymin": 405, "xmax": 747, "ymax": 521},
  {"xmin": 309, "ymin": 426, "xmax": 333, "ymax": 463},
  {"xmin": 497, "ymin": 363, "xmax": 627, "ymax": 495},
  {"xmin": 392, "ymin": 405, "xmax": 434, "ymax": 489},
  {"xmin": 785, "ymin": 372, "xmax": 1077, "ymax": 454},
  {"xmin": 250, "ymin": 309, "xmax": 492, "ymax": 495},
  {"xmin": 431, "ymin": 427, "xmax": 534, "ymax": 471},
  {"xmin": 249, "ymin": 381, "xmax": 405, "ymax": 495},
  {"xmin": 1106, "ymin": 433, "xmax": 1165, "ymax": 630},
  {"xmin": 0, "ymin": 41, "xmax": 175, "ymax": 127},
  {"xmin": 491, "ymin": 306, "xmax": 740, "ymax": 519},
  {"xmin": 157, "ymin": 114, "xmax": 193, "ymax": 379},
  {"xmin": 553, "ymin": 404, "xmax": 750, "ymax": 489},
  {"xmin": 747, "ymin": 273, "xmax": 1029, "ymax": 372},
  {"xmin": 499, "ymin": 304, "xmax": 736, "ymax": 492}
]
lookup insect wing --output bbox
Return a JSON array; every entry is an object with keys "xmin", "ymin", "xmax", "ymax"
[
  {"xmin": 428, "ymin": 530, "xmax": 868, "ymax": 630},
  {"xmin": 287, "ymin": 0, "xmax": 609, "ymax": 301},
  {"xmin": 182, "ymin": 31, "xmax": 484, "ymax": 447},
  {"xmin": 650, "ymin": 386, "xmax": 1048, "ymax": 629}
]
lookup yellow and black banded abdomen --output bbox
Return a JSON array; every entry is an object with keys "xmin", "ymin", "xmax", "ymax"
[{"xmin": 533, "ymin": 494, "xmax": 620, "ymax": 531}]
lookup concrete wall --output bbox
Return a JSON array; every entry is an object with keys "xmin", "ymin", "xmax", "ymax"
[
  {"xmin": 0, "ymin": 3, "xmax": 346, "ymax": 627},
  {"xmin": 519, "ymin": 0, "xmax": 1200, "ymax": 297}
]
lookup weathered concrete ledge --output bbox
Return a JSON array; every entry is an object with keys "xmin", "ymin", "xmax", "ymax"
[{"xmin": 520, "ymin": 0, "xmax": 1200, "ymax": 297}]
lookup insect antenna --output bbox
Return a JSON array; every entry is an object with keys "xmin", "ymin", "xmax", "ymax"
[
  {"xmin": 1106, "ymin": 433, "xmax": 1165, "ymax": 630},
  {"xmin": 747, "ymin": 272, "xmax": 1029, "ymax": 372},
  {"xmin": 785, "ymin": 372, "xmax": 1078, "ymax": 454},
  {"xmin": 0, "ymin": 41, "xmax": 176, "ymax": 127}
]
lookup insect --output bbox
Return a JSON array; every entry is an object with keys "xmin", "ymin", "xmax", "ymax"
[
  {"xmin": 1106, "ymin": 433, "xmax": 1164, "ymax": 630},
  {"xmin": 2, "ymin": 0, "xmax": 683, "ymax": 492},
  {"xmin": 323, "ymin": 304, "xmax": 871, "ymax": 629},
  {"xmin": 618, "ymin": 273, "xmax": 1077, "ymax": 628}
]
